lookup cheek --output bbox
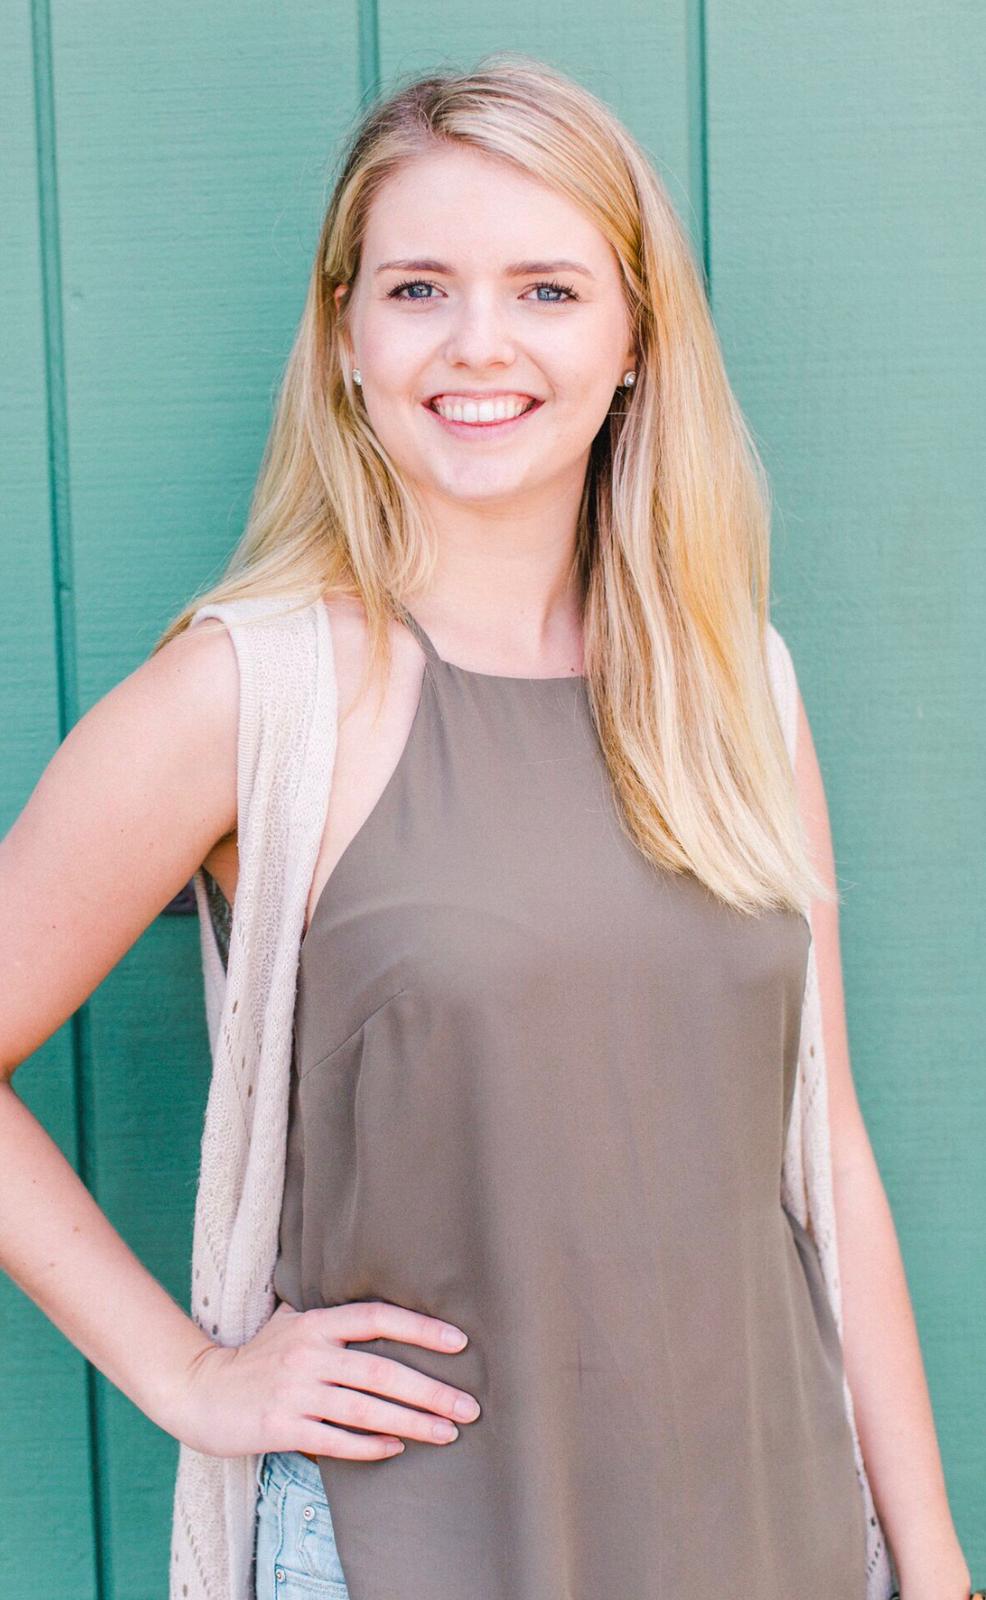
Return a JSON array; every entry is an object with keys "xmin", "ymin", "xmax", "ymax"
[
  {"xmin": 548, "ymin": 341, "xmax": 623, "ymax": 409},
  {"xmin": 547, "ymin": 378, "xmax": 621, "ymax": 440},
  {"xmin": 361, "ymin": 313, "xmax": 431, "ymax": 377}
]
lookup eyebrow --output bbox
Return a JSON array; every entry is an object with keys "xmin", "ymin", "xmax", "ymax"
[{"xmin": 374, "ymin": 257, "xmax": 596, "ymax": 280}]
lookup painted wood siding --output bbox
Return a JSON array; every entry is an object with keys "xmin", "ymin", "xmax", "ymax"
[{"xmin": 3, "ymin": 4, "xmax": 982, "ymax": 1592}]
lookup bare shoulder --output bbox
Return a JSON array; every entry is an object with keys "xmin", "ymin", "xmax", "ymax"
[
  {"xmin": 148, "ymin": 613, "xmax": 239, "ymax": 731},
  {"xmin": 157, "ymin": 618, "xmax": 240, "ymax": 888},
  {"xmin": 0, "ymin": 616, "xmax": 241, "ymax": 1075},
  {"xmin": 56, "ymin": 617, "xmax": 239, "ymax": 842},
  {"xmin": 321, "ymin": 592, "xmax": 421, "ymax": 717},
  {"xmin": 144, "ymin": 618, "xmax": 239, "ymax": 838}
]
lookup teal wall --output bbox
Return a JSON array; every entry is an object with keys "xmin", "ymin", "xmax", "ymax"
[{"xmin": 3, "ymin": 3, "xmax": 982, "ymax": 1592}]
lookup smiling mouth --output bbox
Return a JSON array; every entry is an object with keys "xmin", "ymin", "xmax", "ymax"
[{"xmin": 424, "ymin": 397, "xmax": 543, "ymax": 430}]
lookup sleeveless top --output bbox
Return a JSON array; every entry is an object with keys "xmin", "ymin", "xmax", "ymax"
[{"xmin": 265, "ymin": 604, "xmax": 868, "ymax": 1600}]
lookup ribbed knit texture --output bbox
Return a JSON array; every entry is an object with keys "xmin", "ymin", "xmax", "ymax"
[{"xmin": 168, "ymin": 592, "xmax": 895, "ymax": 1599}]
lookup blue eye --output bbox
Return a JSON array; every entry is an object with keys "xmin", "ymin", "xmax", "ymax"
[
  {"xmin": 530, "ymin": 280, "xmax": 579, "ymax": 302},
  {"xmin": 388, "ymin": 279, "xmax": 435, "ymax": 300},
  {"xmin": 386, "ymin": 278, "xmax": 579, "ymax": 303}
]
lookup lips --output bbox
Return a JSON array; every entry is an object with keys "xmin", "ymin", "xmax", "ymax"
[{"xmin": 424, "ymin": 397, "xmax": 544, "ymax": 433}]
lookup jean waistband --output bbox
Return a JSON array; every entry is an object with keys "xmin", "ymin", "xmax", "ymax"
[{"xmin": 256, "ymin": 1448, "xmax": 324, "ymax": 1494}]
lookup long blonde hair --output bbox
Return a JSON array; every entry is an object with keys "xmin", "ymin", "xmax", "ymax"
[{"xmin": 154, "ymin": 51, "xmax": 830, "ymax": 918}]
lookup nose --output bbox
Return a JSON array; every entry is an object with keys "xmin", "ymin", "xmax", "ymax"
[{"xmin": 442, "ymin": 289, "xmax": 517, "ymax": 374}]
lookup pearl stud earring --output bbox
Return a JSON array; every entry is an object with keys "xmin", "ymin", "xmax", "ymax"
[
  {"xmin": 622, "ymin": 370, "xmax": 636, "ymax": 387},
  {"xmin": 352, "ymin": 368, "xmax": 362, "ymax": 386}
]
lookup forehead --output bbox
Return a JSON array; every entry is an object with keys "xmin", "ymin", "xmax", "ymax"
[{"xmin": 362, "ymin": 146, "xmax": 613, "ymax": 270}]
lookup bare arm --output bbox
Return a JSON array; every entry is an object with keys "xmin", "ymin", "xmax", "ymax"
[
  {"xmin": 0, "ymin": 619, "xmax": 240, "ymax": 1429},
  {"xmin": 793, "ymin": 690, "xmax": 971, "ymax": 1597},
  {"xmin": 1, "ymin": 621, "xmax": 239, "ymax": 1066}
]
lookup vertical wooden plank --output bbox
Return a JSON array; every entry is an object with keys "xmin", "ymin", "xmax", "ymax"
[
  {"xmin": 35, "ymin": 1, "xmax": 363, "ymax": 1593},
  {"xmin": 0, "ymin": 2, "xmax": 99, "ymax": 1595},
  {"xmin": 708, "ymin": 0, "xmax": 986, "ymax": 1569}
]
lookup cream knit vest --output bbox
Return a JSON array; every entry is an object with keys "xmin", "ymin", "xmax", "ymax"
[{"xmin": 168, "ymin": 591, "xmax": 895, "ymax": 1599}]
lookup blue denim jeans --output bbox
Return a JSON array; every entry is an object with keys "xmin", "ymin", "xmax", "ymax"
[{"xmin": 254, "ymin": 1450, "xmax": 352, "ymax": 1599}]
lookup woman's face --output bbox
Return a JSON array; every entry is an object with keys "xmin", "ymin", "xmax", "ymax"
[{"xmin": 334, "ymin": 145, "xmax": 636, "ymax": 517}]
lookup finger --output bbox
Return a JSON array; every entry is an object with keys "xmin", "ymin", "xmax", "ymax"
[
  {"xmin": 312, "ymin": 1381, "xmax": 463, "ymax": 1446},
  {"xmin": 296, "ymin": 1418, "xmax": 406, "ymax": 1460},
  {"xmin": 319, "ymin": 1301, "xmax": 469, "ymax": 1354},
  {"xmin": 330, "ymin": 1346, "xmax": 481, "ymax": 1425}
]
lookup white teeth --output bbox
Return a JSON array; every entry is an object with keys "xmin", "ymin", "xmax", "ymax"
[{"xmin": 431, "ymin": 396, "xmax": 534, "ymax": 423}]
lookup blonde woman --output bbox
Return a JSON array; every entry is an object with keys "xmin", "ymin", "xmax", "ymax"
[{"xmin": 1, "ymin": 54, "xmax": 973, "ymax": 1600}]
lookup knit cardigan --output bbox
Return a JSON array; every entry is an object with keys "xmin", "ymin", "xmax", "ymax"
[{"xmin": 168, "ymin": 590, "xmax": 896, "ymax": 1599}]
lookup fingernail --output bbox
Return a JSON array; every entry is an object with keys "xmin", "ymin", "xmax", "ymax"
[{"xmin": 441, "ymin": 1326, "xmax": 467, "ymax": 1348}]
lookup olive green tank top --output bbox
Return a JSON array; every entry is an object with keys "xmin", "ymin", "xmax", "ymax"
[{"xmin": 270, "ymin": 605, "xmax": 867, "ymax": 1599}]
